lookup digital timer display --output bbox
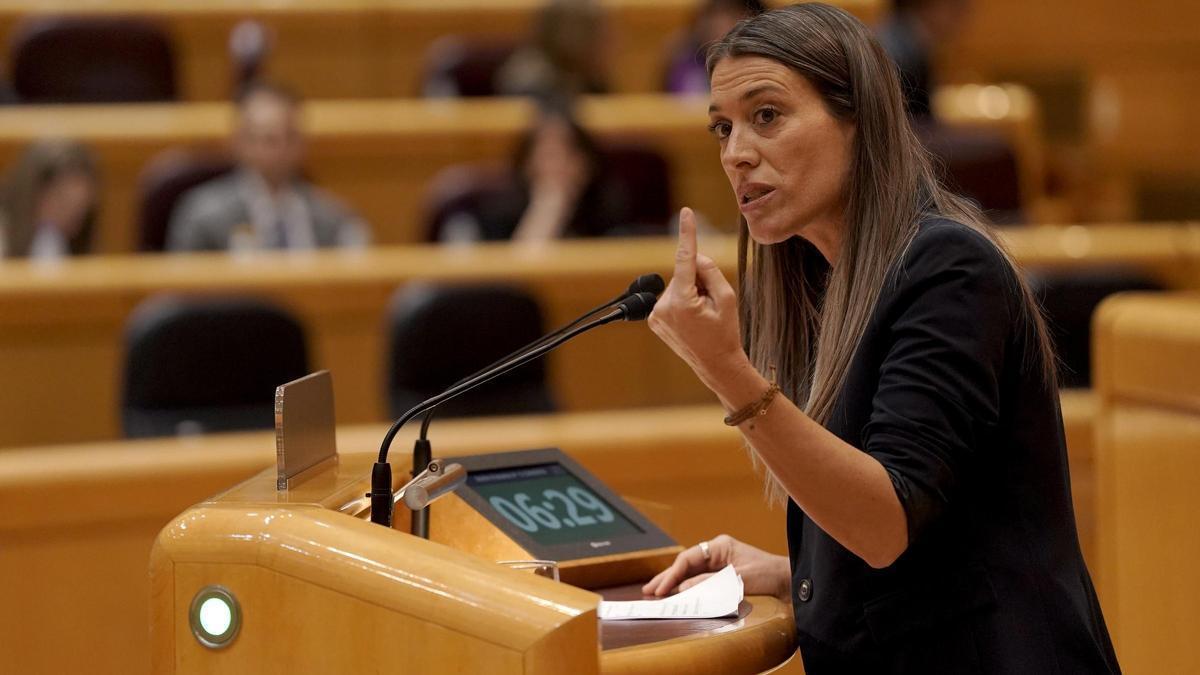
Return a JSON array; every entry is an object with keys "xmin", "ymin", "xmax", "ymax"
[{"xmin": 467, "ymin": 463, "xmax": 644, "ymax": 546}]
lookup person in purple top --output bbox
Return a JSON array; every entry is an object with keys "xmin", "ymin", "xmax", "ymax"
[{"xmin": 664, "ymin": 0, "xmax": 766, "ymax": 95}]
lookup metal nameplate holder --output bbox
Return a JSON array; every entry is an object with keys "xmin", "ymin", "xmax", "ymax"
[{"xmin": 275, "ymin": 370, "xmax": 339, "ymax": 490}]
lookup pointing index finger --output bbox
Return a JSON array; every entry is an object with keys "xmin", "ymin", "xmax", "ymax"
[{"xmin": 673, "ymin": 207, "xmax": 697, "ymax": 290}]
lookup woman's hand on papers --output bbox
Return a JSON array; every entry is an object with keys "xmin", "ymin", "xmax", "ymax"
[{"xmin": 642, "ymin": 534, "xmax": 792, "ymax": 601}]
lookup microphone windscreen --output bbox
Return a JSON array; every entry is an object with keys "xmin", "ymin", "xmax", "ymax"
[
  {"xmin": 628, "ymin": 273, "xmax": 666, "ymax": 297},
  {"xmin": 619, "ymin": 291, "xmax": 657, "ymax": 321}
]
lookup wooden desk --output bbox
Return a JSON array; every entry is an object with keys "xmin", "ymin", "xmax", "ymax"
[
  {"xmin": 0, "ymin": 0, "xmax": 879, "ymax": 102},
  {"xmin": 597, "ymin": 588, "xmax": 794, "ymax": 675},
  {"xmin": 0, "ymin": 225, "xmax": 1195, "ymax": 448},
  {"xmin": 0, "ymin": 237, "xmax": 716, "ymax": 447},
  {"xmin": 149, "ymin": 440, "xmax": 796, "ymax": 673},
  {"xmin": 2, "ymin": 399, "xmax": 1098, "ymax": 675},
  {"xmin": 0, "ymin": 89, "xmax": 1041, "ymax": 255},
  {"xmin": 1, "ymin": 406, "xmax": 793, "ymax": 675},
  {"xmin": 1093, "ymin": 293, "xmax": 1200, "ymax": 673}
]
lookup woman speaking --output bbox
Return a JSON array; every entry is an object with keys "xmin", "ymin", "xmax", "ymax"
[{"xmin": 644, "ymin": 4, "xmax": 1120, "ymax": 673}]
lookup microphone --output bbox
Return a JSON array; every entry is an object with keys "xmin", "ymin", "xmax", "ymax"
[
  {"xmin": 626, "ymin": 273, "xmax": 666, "ymax": 298},
  {"xmin": 371, "ymin": 282, "xmax": 660, "ymax": 527},
  {"xmin": 406, "ymin": 274, "xmax": 663, "ymax": 536},
  {"xmin": 616, "ymin": 291, "xmax": 657, "ymax": 321}
]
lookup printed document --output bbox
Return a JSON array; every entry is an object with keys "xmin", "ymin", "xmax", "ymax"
[{"xmin": 598, "ymin": 564, "xmax": 743, "ymax": 620}]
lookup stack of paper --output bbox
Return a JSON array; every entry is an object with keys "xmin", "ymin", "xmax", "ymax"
[{"xmin": 597, "ymin": 564, "xmax": 744, "ymax": 620}]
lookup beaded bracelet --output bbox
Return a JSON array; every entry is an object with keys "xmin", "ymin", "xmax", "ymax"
[{"xmin": 723, "ymin": 370, "xmax": 780, "ymax": 427}]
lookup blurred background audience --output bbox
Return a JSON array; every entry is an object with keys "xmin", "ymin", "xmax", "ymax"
[
  {"xmin": 871, "ymin": 0, "xmax": 1025, "ymax": 223},
  {"xmin": 663, "ymin": 0, "xmax": 766, "ymax": 95},
  {"xmin": 0, "ymin": 138, "xmax": 99, "ymax": 260},
  {"xmin": 431, "ymin": 101, "xmax": 665, "ymax": 243},
  {"xmin": 496, "ymin": 0, "xmax": 611, "ymax": 99},
  {"xmin": 875, "ymin": 0, "xmax": 970, "ymax": 120},
  {"xmin": 166, "ymin": 81, "xmax": 368, "ymax": 252}
]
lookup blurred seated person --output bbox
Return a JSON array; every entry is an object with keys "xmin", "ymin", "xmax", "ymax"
[
  {"xmin": 437, "ymin": 104, "xmax": 635, "ymax": 244},
  {"xmin": 876, "ymin": 1, "xmax": 1023, "ymax": 221},
  {"xmin": 496, "ymin": 0, "xmax": 609, "ymax": 99},
  {"xmin": 166, "ymin": 81, "xmax": 368, "ymax": 252},
  {"xmin": 664, "ymin": 0, "xmax": 766, "ymax": 95},
  {"xmin": 875, "ymin": 0, "xmax": 971, "ymax": 120},
  {"xmin": 0, "ymin": 139, "xmax": 99, "ymax": 260}
]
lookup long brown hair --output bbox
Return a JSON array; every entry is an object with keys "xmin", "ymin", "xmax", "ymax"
[
  {"xmin": 0, "ymin": 139, "xmax": 99, "ymax": 258},
  {"xmin": 707, "ymin": 4, "xmax": 1055, "ymax": 502}
]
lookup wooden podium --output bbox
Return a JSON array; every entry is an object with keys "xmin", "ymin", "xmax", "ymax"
[{"xmin": 150, "ymin": 448, "xmax": 796, "ymax": 674}]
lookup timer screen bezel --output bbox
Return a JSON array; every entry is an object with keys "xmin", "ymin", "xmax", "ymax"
[{"xmin": 451, "ymin": 447, "xmax": 676, "ymax": 561}]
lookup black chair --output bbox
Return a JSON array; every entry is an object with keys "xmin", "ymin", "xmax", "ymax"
[
  {"xmin": 1027, "ymin": 269, "xmax": 1163, "ymax": 388},
  {"xmin": 918, "ymin": 123, "xmax": 1025, "ymax": 224},
  {"xmin": 10, "ymin": 17, "xmax": 177, "ymax": 103},
  {"xmin": 386, "ymin": 284, "xmax": 556, "ymax": 419},
  {"xmin": 122, "ymin": 297, "xmax": 309, "ymax": 438},
  {"xmin": 422, "ymin": 164, "xmax": 516, "ymax": 242},
  {"xmin": 421, "ymin": 36, "xmax": 518, "ymax": 97},
  {"xmin": 135, "ymin": 150, "xmax": 235, "ymax": 251},
  {"xmin": 600, "ymin": 143, "xmax": 673, "ymax": 235}
]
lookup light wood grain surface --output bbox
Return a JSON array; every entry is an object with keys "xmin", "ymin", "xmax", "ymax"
[
  {"xmin": 0, "ymin": 237, "xmax": 718, "ymax": 447},
  {"xmin": 0, "ymin": 396, "xmax": 1098, "ymax": 675},
  {"xmin": 148, "ymin": 411, "xmax": 796, "ymax": 673},
  {"xmin": 154, "ymin": 505, "xmax": 605, "ymax": 674},
  {"xmin": 1093, "ymin": 292, "xmax": 1200, "ymax": 674},
  {"xmin": 3, "ymin": 406, "xmax": 780, "ymax": 675},
  {"xmin": 0, "ymin": 225, "xmax": 1194, "ymax": 448},
  {"xmin": 943, "ymin": 0, "xmax": 1200, "ymax": 178}
]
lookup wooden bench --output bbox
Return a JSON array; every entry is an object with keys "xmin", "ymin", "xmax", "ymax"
[
  {"xmin": 0, "ymin": 238, "xmax": 710, "ymax": 447},
  {"xmin": 1093, "ymin": 292, "xmax": 1200, "ymax": 673},
  {"xmin": 0, "ymin": 407, "xmax": 774, "ymax": 675},
  {"xmin": 0, "ymin": 88, "xmax": 1040, "ymax": 254},
  {"xmin": 0, "ymin": 0, "xmax": 879, "ymax": 102},
  {"xmin": 941, "ymin": 0, "xmax": 1200, "ymax": 221},
  {"xmin": 0, "ymin": 95, "xmax": 725, "ymax": 252},
  {"xmin": 0, "ymin": 225, "xmax": 1194, "ymax": 448},
  {"xmin": 0, "ymin": 395, "xmax": 1101, "ymax": 675}
]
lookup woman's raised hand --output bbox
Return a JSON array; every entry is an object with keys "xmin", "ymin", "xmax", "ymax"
[
  {"xmin": 647, "ymin": 207, "xmax": 746, "ymax": 389},
  {"xmin": 641, "ymin": 534, "xmax": 792, "ymax": 600}
]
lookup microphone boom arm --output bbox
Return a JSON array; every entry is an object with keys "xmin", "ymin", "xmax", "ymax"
[
  {"xmin": 370, "ymin": 305, "xmax": 626, "ymax": 525},
  {"xmin": 415, "ymin": 274, "xmax": 663, "ymax": 441}
]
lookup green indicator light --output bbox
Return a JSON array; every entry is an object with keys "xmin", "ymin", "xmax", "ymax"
[{"xmin": 189, "ymin": 586, "xmax": 241, "ymax": 649}]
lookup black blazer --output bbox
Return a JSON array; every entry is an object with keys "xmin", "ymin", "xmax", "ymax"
[{"xmin": 787, "ymin": 219, "xmax": 1120, "ymax": 673}]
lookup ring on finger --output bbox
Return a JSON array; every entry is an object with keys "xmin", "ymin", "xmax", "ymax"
[{"xmin": 698, "ymin": 540, "xmax": 711, "ymax": 561}]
